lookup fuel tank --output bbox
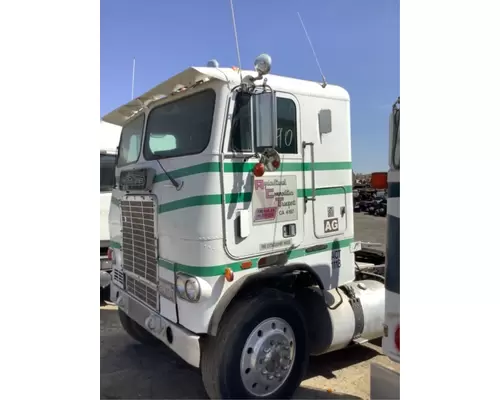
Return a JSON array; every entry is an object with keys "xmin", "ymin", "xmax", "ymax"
[{"xmin": 296, "ymin": 279, "xmax": 385, "ymax": 355}]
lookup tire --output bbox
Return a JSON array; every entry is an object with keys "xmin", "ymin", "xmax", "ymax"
[
  {"xmin": 118, "ymin": 309, "xmax": 162, "ymax": 347},
  {"xmin": 100, "ymin": 285, "xmax": 110, "ymax": 305},
  {"xmin": 201, "ymin": 288, "xmax": 309, "ymax": 399}
]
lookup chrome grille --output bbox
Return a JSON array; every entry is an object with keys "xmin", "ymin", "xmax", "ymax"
[
  {"xmin": 126, "ymin": 275, "xmax": 158, "ymax": 309},
  {"xmin": 113, "ymin": 269, "xmax": 124, "ymax": 288},
  {"xmin": 121, "ymin": 197, "xmax": 158, "ymax": 284}
]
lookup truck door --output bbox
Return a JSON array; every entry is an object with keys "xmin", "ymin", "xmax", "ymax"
[
  {"xmin": 303, "ymin": 100, "xmax": 349, "ymax": 240},
  {"xmin": 223, "ymin": 91, "xmax": 304, "ymax": 259}
]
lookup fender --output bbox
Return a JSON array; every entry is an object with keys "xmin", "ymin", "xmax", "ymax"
[{"xmin": 207, "ymin": 263, "xmax": 324, "ymax": 336}]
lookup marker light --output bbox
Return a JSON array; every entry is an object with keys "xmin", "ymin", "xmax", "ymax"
[
  {"xmin": 224, "ymin": 268, "xmax": 234, "ymax": 282},
  {"xmin": 240, "ymin": 261, "xmax": 252, "ymax": 270},
  {"xmin": 253, "ymin": 163, "xmax": 265, "ymax": 177}
]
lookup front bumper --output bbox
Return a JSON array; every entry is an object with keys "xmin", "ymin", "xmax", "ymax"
[
  {"xmin": 110, "ymin": 283, "xmax": 201, "ymax": 368},
  {"xmin": 370, "ymin": 362, "xmax": 400, "ymax": 399}
]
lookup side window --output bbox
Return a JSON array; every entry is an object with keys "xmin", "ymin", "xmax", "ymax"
[
  {"xmin": 275, "ymin": 98, "xmax": 297, "ymax": 154},
  {"xmin": 229, "ymin": 94, "xmax": 298, "ymax": 154},
  {"xmin": 117, "ymin": 114, "xmax": 144, "ymax": 166},
  {"xmin": 229, "ymin": 92, "xmax": 252, "ymax": 152}
]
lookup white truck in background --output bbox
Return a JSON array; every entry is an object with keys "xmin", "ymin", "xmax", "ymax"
[
  {"xmin": 370, "ymin": 97, "xmax": 400, "ymax": 399},
  {"xmin": 100, "ymin": 121, "xmax": 121, "ymax": 301}
]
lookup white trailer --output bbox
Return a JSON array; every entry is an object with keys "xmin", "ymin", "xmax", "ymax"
[
  {"xmin": 370, "ymin": 97, "xmax": 400, "ymax": 399},
  {"xmin": 100, "ymin": 121, "xmax": 121, "ymax": 299},
  {"xmin": 103, "ymin": 55, "xmax": 387, "ymax": 399}
]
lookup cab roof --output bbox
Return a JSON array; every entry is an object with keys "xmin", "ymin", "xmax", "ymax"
[{"xmin": 101, "ymin": 67, "xmax": 350, "ymax": 127}]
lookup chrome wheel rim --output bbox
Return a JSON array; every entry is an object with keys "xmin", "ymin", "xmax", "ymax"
[{"xmin": 240, "ymin": 317, "xmax": 296, "ymax": 397}]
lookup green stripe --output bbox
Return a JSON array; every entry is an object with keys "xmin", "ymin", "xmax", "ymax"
[
  {"xmin": 224, "ymin": 161, "xmax": 352, "ymax": 173},
  {"xmin": 158, "ymin": 185, "xmax": 352, "ymax": 214},
  {"xmin": 159, "ymin": 237, "xmax": 353, "ymax": 277},
  {"xmin": 110, "ymin": 241, "xmax": 121, "ymax": 249},
  {"xmin": 298, "ymin": 186, "xmax": 352, "ymax": 198},
  {"xmin": 154, "ymin": 162, "xmax": 219, "ymax": 183},
  {"xmin": 154, "ymin": 161, "xmax": 352, "ymax": 182},
  {"xmin": 158, "ymin": 194, "xmax": 222, "ymax": 213},
  {"xmin": 111, "ymin": 197, "xmax": 120, "ymax": 206}
]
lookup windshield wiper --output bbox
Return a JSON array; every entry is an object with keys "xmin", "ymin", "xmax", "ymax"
[{"xmin": 156, "ymin": 160, "xmax": 183, "ymax": 191}]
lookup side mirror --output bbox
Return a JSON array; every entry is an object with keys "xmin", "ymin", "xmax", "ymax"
[{"xmin": 251, "ymin": 91, "xmax": 276, "ymax": 149}]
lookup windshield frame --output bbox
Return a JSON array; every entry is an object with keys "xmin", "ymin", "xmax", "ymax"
[
  {"xmin": 100, "ymin": 153, "xmax": 117, "ymax": 193},
  {"xmin": 116, "ymin": 113, "xmax": 145, "ymax": 167},
  {"xmin": 143, "ymin": 88, "xmax": 216, "ymax": 161}
]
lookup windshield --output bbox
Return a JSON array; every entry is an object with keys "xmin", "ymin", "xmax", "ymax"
[
  {"xmin": 144, "ymin": 89, "xmax": 216, "ymax": 160},
  {"xmin": 117, "ymin": 114, "xmax": 145, "ymax": 167},
  {"xmin": 100, "ymin": 154, "xmax": 117, "ymax": 192}
]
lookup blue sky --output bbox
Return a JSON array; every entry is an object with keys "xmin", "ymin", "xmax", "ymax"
[{"xmin": 101, "ymin": 0, "xmax": 399, "ymax": 172}]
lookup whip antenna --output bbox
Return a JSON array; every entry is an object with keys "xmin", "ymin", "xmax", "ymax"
[
  {"xmin": 297, "ymin": 12, "xmax": 327, "ymax": 88},
  {"xmin": 131, "ymin": 57, "xmax": 136, "ymax": 99},
  {"xmin": 229, "ymin": 0, "xmax": 243, "ymax": 82}
]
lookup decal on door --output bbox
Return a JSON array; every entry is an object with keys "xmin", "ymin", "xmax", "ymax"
[
  {"xmin": 252, "ymin": 176, "xmax": 298, "ymax": 225},
  {"xmin": 332, "ymin": 249, "xmax": 342, "ymax": 269},
  {"xmin": 324, "ymin": 218, "xmax": 339, "ymax": 233}
]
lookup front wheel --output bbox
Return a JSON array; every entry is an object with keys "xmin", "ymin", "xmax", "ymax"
[{"xmin": 201, "ymin": 289, "xmax": 309, "ymax": 399}]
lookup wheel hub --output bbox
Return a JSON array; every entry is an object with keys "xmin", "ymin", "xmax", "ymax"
[{"xmin": 240, "ymin": 317, "xmax": 295, "ymax": 397}]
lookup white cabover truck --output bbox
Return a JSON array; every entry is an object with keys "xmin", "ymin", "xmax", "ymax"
[
  {"xmin": 370, "ymin": 97, "xmax": 400, "ymax": 399},
  {"xmin": 100, "ymin": 121, "xmax": 121, "ymax": 298},
  {"xmin": 103, "ymin": 54, "xmax": 386, "ymax": 399}
]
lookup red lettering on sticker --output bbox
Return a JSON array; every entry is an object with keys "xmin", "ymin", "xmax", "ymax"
[
  {"xmin": 255, "ymin": 180, "xmax": 265, "ymax": 190},
  {"xmin": 265, "ymin": 188, "xmax": 274, "ymax": 199},
  {"xmin": 255, "ymin": 207, "xmax": 277, "ymax": 221}
]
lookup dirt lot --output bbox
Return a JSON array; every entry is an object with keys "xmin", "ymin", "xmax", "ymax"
[{"xmin": 100, "ymin": 213, "xmax": 398, "ymax": 399}]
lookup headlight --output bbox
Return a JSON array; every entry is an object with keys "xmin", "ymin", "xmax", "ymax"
[
  {"xmin": 176, "ymin": 274, "xmax": 201, "ymax": 302},
  {"xmin": 185, "ymin": 278, "xmax": 200, "ymax": 302}
]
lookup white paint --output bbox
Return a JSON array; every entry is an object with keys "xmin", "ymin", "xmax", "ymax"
[
  {"xmin": 387, "ymin": 198, "xmax": 400, "ymax": 218},
  {"xmin": 100, "ymin": 121, "xmax": 121, "ymax": 153},
  {"xmin": 106, "ymin": 67, "xmax": 356, "ymax": 335},
  {"xmin": 238, "ymin": 209, "xmax": 250, "ymax": 238},
  {"xmin": 100, "ymin": 121, "xmax": 120, "ymax": 245}
]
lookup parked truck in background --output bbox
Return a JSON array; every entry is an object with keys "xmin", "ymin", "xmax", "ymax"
[
  {"xmin": 370, "ymin": 97, "xmax": 400, "ymax": 399},
  {"xmin": 103, "ymin": 54, "xmax": 388, "ymax": 399},
  {"xmin": 100, "ymin": 121, "xmax": 121, "ymax": 301}
]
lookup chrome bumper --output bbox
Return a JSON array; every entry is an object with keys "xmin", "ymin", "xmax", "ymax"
[
  {"xmin": 110, "ymin": 283, "xmax": 201, "ymax": 368},
  {"xmin": 370, "ymin": 363, "xmax": 400, "ymax": 399}
]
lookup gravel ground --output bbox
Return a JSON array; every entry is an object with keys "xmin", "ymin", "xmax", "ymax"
[{"xmin": 100, "ymin": 213, "xmax": 398, "ymax": 399}]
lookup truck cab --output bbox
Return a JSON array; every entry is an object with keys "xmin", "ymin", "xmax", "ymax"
[{"xmin": 103, "ymin": 55, "xmax": 387, "ymax": 399}]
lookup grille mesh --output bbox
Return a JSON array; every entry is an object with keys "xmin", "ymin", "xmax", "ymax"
[
  {"xmin": 126, "ymin": 275, "xmax": 158, "ymax": 309},
  {"xmin": 121, "ymin": 197, "xmax": 158, "ymax": 291},
  {"xmin": 113, "ymin": 269, "xmax": 124, "ymax": 287}
]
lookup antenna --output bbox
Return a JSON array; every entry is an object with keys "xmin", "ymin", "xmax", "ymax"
[
  {"xmin": 131, "ymin": 57, "xmax": 136, "ymax": 100},
  {"xmin": 229, "ymin": 0, "xmax": 243, "ymax": 82},
  {"xmin": 297, "ymin": 12, "xmax": 327, "ymax": 88}
]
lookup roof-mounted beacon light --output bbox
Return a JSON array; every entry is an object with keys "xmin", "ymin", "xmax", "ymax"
[
  {"xmin": 254, "ymin": 54, "xmax": 272, "ymax": 77},
  {"xmin": 207, "ymin": 59, "xmax": 219, "ymax": 68}
]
